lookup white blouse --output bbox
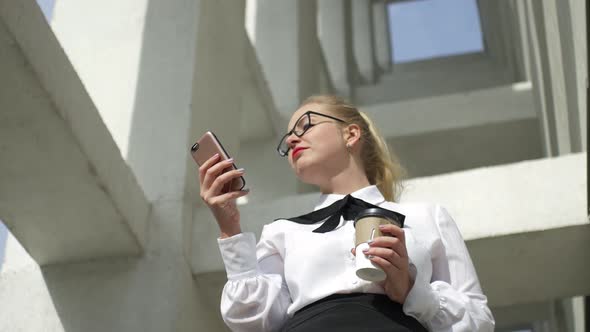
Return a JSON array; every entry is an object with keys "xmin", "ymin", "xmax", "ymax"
[{"xmin": 217, "ymin": 185, "xmax": 495, "ymax": 331}]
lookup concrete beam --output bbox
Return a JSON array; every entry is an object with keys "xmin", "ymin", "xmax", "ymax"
[
  {"xmin": 355, "ymin": 53, "xmax": 511, "ymax": 104},
  {"xmin": 0, "ymin": 0, "xmax": 149, "ymax": 265},
  {"xmin": 361, "ymin": 82, "xmax": 536, "ymax": 138},
  {"xmin": 387, "ymin": 117, "xmax": 543, "ymax": 178}
]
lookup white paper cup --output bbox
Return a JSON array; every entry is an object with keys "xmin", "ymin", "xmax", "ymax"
[{"xmin": 355, "ymin": 242, "xmax": 386, "ymax": 282}]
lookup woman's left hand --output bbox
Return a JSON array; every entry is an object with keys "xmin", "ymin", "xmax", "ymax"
[{"xmin": 352, "ymin": 224, "xmax": 414, "ymax": 304}]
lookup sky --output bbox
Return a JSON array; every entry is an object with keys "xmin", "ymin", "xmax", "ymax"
[
  {"xmin": 388, "ymin": 0, "xmax": 484, "ymax": 63},
  {"xmin": 35, "ymin": 0, "xmax": 55, "ymax": 21},
  {"xmin": 0, "ymin": 221, "xmax": 6, "ymax": 269}
]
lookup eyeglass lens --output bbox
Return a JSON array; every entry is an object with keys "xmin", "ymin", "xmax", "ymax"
[{"xmin": 278, "ymin": 113, "xmax": 311, "ymax": 156}]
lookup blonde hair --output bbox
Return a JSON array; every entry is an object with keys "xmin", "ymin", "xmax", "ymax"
[{"xmin": 300, "ymin": 95, "xmax": 406, "ymax": 202}]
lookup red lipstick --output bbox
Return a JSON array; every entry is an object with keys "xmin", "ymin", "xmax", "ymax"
[{"xmin": 292, "ymin": 147, "xmax": 308, "ymax": 158}]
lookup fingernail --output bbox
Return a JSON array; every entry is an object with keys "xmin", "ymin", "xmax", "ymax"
[
  {"xmin": 379, "ymin": 225, "xmax": 385, "ymax": 229},
  {"xmin": 367, "ymin": 239, "xmax": 373, "ymax": 245},
  {"xmin": 226, "ymin": 158, "xmax": 234, "ymax": 163},
  {"xmin": 368, "ymin": 255, "xmax": 374, "ymax": 259},
  {"xmin": 236, "ymin": 168, "xmax": 245, "ymax": 173},
  {"xmin": 362, "ymin": 248, "xmax": 369, "ymax": 253},
  {"xmin": 213, "ymin": 153, "xmax": 219, "ymax": 158}
]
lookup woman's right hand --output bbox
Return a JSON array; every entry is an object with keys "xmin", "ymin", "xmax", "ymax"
[{"xmin": 198, "ymin": 153, "xmax": 250, "ymax": 239}]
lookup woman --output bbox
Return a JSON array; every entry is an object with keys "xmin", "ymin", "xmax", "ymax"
[{"xmin": 198, "ymin": 95, "xmax": 495, "ymax": 331}]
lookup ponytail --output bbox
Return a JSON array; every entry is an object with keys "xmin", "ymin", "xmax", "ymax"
[{"xmin": 358, "ymin": 112, "xmax": 406, "ymax": 202}]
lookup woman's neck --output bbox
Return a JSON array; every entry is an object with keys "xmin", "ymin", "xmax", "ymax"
[{"xmin": 318, "ymin": 163, "xmax": 371, "ymax": 195}]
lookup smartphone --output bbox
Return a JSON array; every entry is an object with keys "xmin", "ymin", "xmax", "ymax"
[{"xmin": 190, "ymin": 131, "xmax": 246, "ymax": 193}]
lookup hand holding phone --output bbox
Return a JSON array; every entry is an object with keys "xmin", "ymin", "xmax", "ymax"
[
  {"xmin": 190, "ymin": 131, "xmax": 246, "ymax": 193},
  {"xmin": 191, "ymin": 131, "xmax": 248, "ymax": 238}
]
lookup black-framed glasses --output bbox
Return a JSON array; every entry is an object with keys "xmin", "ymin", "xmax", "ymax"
[{"xmin": 276, "ymin": 111, "xmax": 347, "ymax": 157}]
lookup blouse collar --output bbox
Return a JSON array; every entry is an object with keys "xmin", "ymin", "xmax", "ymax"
[{"xmin": 314, "ymin": 185, "xmax": 386, "ymax": 211}]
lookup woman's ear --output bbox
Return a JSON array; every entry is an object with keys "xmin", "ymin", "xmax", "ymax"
[{"xmin": 344, "ymin": 123, "xmax": 362, "ymax": 148}]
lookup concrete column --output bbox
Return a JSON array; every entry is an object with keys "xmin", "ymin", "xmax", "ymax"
[
  {"xmin": 497, "ymin": 0, "xmax": 518, "ymax": 82},
  {"xmin": 556, "ymin": 297, "xmax": 587, "ymax": 332},
  {"xmin": 318, "ymin": 0, "xmax": 353, "ymax": 97},
  {"xmin": 250, "ymin": 0, "xmax": 320, "ymax": 118},
  {"xmin": 523, "ymin": 0, "xmax": 553, "ymax": 156},
  {"xmin": 569, "ymin": 0, "xmax": 587, "ymax": 152},
  {"xmin": 555, "ymin": 0, "xmax": 587, "ymax": 153},
  {"xmin": 372, "ymin": 0, "xmax": 391, "ymax": 73},
  {"xmin": 477, "ymin": 0, "xmax": 507, "ymax": 67},
  {"xmin": 509, "ymin": 0, "xmax": 532, "ymax": 82},
  {"xmin": 352, "ymin": 0, "xmax": 376, "ymax": 84},
  {"xmin": 525, "ymin": 0, "xmax": 573, "ymax": 156}
]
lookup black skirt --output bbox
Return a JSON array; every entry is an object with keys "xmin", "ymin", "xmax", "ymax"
[{"xmin": 281, "ymin": 293, "xmax": 428, "ymax": 332}]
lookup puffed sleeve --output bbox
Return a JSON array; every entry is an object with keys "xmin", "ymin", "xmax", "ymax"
[
  {"xmin": 402, "ymin": 205, "xmax": 495, "ymax": 331},
  {"xmin": 218, "ymin": 225, "xmax": 292, "ymax": 332}
]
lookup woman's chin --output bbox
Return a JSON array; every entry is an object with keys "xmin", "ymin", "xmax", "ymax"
[
  {"xmin": 294, "ymin": 158, "xmax": 311, "ymax": 177},
  {"xmin": 294, "ymin": 161, "xmax": 323, "ymax": 185}
]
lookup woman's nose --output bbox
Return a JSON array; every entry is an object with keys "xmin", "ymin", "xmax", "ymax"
[{"xmin": 285, "ymin": 133, "xmax": 300, "ymax": 148}]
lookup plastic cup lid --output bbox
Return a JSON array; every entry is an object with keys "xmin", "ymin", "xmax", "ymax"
[{"xmin": 353, "ymin": 207, "xmax": 402, "ymax": 227}]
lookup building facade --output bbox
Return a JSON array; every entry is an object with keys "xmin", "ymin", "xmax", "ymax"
[{"xmin": 0, "ymin": 0, "xmax": 587, "ymax": 331}]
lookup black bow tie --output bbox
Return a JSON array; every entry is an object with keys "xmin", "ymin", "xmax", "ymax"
[{"xmin": 279, "ymin": 194, "xmax": 406, "ymax": 233}]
